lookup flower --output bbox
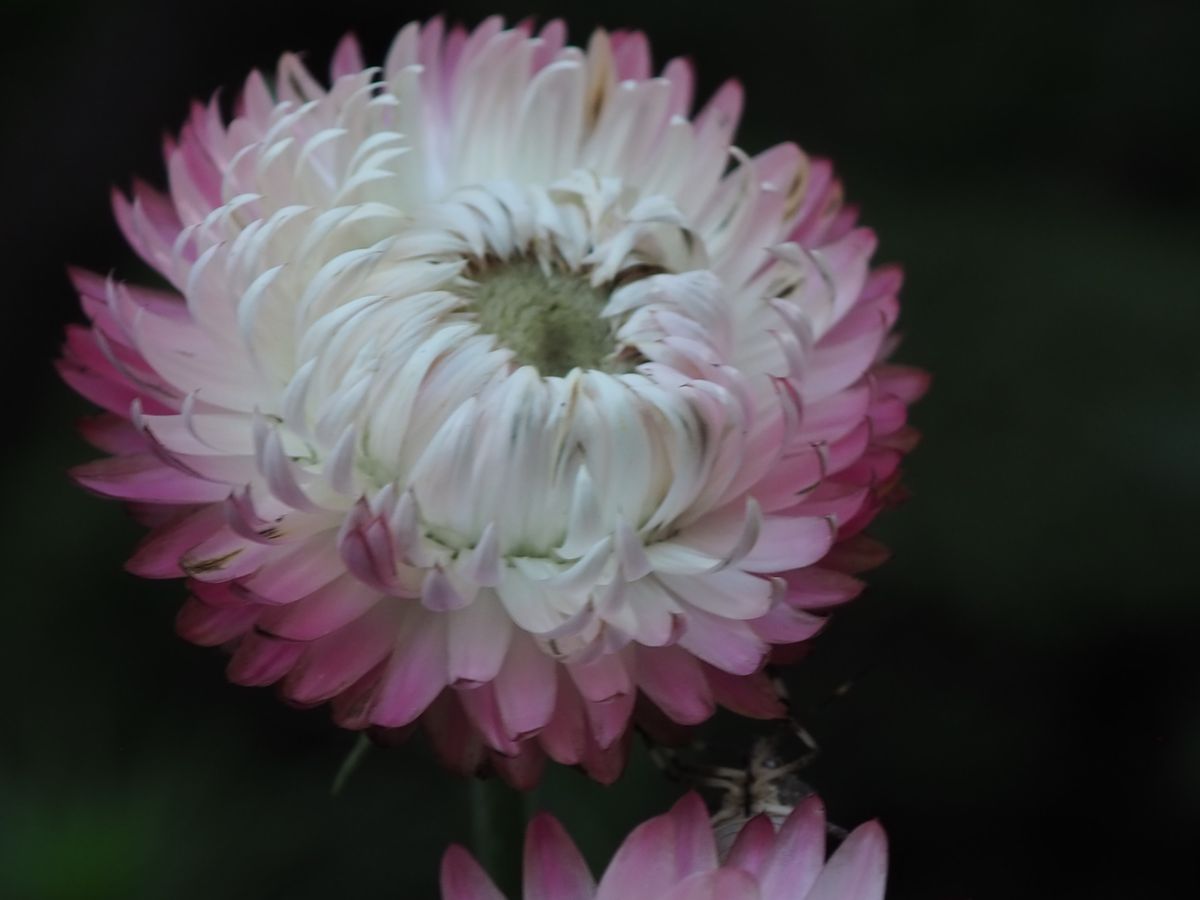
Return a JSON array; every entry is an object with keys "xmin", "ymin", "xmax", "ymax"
[
  {"xmin": 441, "ymin": 792, "xmax": 887, "ymax": 899},
  {"xmin": 61, "ymin": 17, "xmax": 927, "ymax": 785}
]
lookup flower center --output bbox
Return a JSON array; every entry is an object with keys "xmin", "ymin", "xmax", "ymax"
[{"xmin": 467, "ymin": 258, "xmax": 628, "ymax": 376}]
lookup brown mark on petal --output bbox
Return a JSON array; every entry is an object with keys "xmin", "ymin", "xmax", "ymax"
[
  {"xmin": 257, "ymin": 526, "xmax": 284, "ymax": 540},
  {"xmin": 182, "ymin": 548, "xmax": 244, "ymax": 576},
  {"xmin": 585, "ymin": 29, "xmax": 615, "ymax": 129},
  {"xmin": 665, "ymin": 612, "xmax": 687, "ymax": 645},
  {"xmin": 784, "ymin": 441, "xmax": 829, "ymax": 502},
  {"xmin": 783, "ymin": 153, "xmax": 811, "ymax": 222},
  {"xmin": 690, "ymin": 405, "xmax": 710, "ymax": 458},
  {"xmin": 611, "ymin": 262, "xmax": 667, "ymax": 288},
  {"xmin": 822, "ymin": 182, "xmax": 845, "ymax": 221},
  {"xmin": 709, "ymin": 149, "xmax": 755, "ymax": 235},
  {"xmin": 252, "ymin": 623, "xmax": 299, "ymax": 641}
]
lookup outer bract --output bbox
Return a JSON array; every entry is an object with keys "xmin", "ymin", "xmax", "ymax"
[
  {"xmin": 61, "ymin": 18, "xmax": 927, "ymax": 785},
  {"xmin": 441, "ymin": 792, "xmax": 887, "ymax": 900}
]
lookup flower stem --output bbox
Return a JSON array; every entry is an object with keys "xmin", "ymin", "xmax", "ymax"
[
  {"xmin": 470, "ymin": 777, "xmax": 526, "ymax": 895},
  {"xmin": 330, "ymin": 733, "xmax": 372, "ymax": 796}
]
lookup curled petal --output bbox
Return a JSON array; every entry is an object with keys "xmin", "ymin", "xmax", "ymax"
[{"xmin": 61, "ymin": 16, "xmax": 923, "ymax": 788}]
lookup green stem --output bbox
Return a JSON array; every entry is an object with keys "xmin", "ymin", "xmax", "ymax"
[
  {"xmin": 330, "ymin": 733, "xmax": 373, "ymax": 797},
  {"xmin": 470, "ymin": 777, "xmax": 527, "ymax": 895}
]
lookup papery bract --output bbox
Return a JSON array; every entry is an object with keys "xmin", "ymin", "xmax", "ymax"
[
  {"xmin": 440, "ymin": 792, "xmax": 887, "ymax": 900},
  {"xmin": 61, "ymin": 17, "xmax": 927, "ymax": 784}
]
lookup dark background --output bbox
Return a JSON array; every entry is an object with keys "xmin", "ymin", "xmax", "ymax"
[{"xmin": 2, "ymin": 1, "xmax": 1198, "ymax": 897}]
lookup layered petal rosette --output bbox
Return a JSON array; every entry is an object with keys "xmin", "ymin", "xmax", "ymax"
[
  {"xmin": 441, "ymin": 792, "xmax": 887, "ymax": 900},
  {"xmin": 61, "ymin": 18, "xmax": 927, "ymax": 785}
]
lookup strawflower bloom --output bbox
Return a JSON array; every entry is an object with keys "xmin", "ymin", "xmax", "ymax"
[
  {"xmin": 441, "ymin": 792, "xmax": 887, "ymax": 899},
  {"xmin": 61, "ymin": 17, "xmax": 927, "ymax": 785}
]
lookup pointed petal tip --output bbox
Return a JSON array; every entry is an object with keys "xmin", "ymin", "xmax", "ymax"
[
  {"xmin": 524, "ymin": 811, "xmax": 596, "ymax": 899},
  {"xmin": 669, "ymin": 790, "xmax": 711, "ymax": 825},
  {"xmin": 440, "ymin": 844, "xmax": 506, "ymax": 900}
]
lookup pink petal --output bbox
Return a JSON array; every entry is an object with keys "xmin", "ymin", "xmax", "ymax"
[
  {"xmin": 71, "ymin": 454, "xmax": 230, "ymax": 504},
  {"xmin": 532, "ymin": 19, "xmax": 567, "ymax": 71},
  {"xmin": 422, "ymin": 691, "xmax": 486, "ymax": 777},
  {"xmin": 422, "ymin": 571, "xmax": 468, "ymax": 614},
  {"xmin": 329, "ymin": 663, "xmax": 386, "ymax": 730},
  {"xmin": 458, "ymin": 683, "xmax": 520, "ymax": 755},
  {"xmin": 125, "ymin": 504, "xmax": 226, "ymax": 578},
  {"xmin": 111, "ymin": 180, "xmax": 183, "ymax": 276},
  {"xmin": 226, "ymin": 631, "xmax": 304, "ymax": 686},
  {"xmin": 188, "ymin": 579, "xmax": 246, "ymax": 608},
  {"xmin": 741, "ymin": 516, "xmax": 835, "ymax": 573},
  {"xmin": 57, "ymin": 359, "xmax": 147, "ymax": 418},
  {"xmin": 636, "ymin": 646, "xmax": 715, "ymax": 725},
  {"xmin": 804, "ymin": 821, "xmax": 887, "ymax": 900},
  {"xmin": 781, "ymin": 484, "xmax": 867, "ymax": 529},
  {"xmin": 819, "ymin": 536, "xmax": 890, "ymax": 575},
  {"xmin": 338, "ymin": 502, "xmax": 403, "ymax": 595},
  {"xmin": 255, "ymin": 575, "xmax": 380, "ymax": 641},
  {"xmin": 660, "ymin": 869, "xmax": 760, "ymax": 900},
  {"xmin": 447, "ymin": 596, "xmax": 514, "ymax": 687},
  {"xmin": 330, "ymin": 33, "xmax": 365, "ymax": 80},
  {"xmin": 493, "ymin": 635, "xmax": 557, "ymax": 740},
  {"xmin": 874, "ymin": 364, "xmax": 930, "ymax": 405},
  {"xmin": 580, "ymin": 729, "xmax": 630, "ymax": 785},
  {"xmin": 537, "ymin": 672, "xmax": 589, "ymax": 765},
  {"xmin": 610, "ymin": 30, "xmax": 651, "ymax": 80},
  {"xmin": 694, "ymin": 79, "xmax": 743, "ymax": 142},
  {"xmin": 747, "ymin": 603, "xmax": 826, "ymax": 644},
  {"xmin": 239, "ymin": 532, "xmax": 347, "ymax": 605},
  {"xmin": 281, "ymin": 608, "xmax": 396, "ymax": 705},
  {"xmin": 594, "ymin": 810, "xmax": 679, "ymax": 900},
  {"xmin": 865, "ymin": 396, "xmax": 908, "ymax": 441},
  {"xmin": 582, "ymin": 689, "xmax": 635, "ymax": 750},
  {"xmin": 661, "ymin": 57, "xmax": 694, "ymax": 117},
  {"xmin": 441, "ymin": 844, "xmax": 506, "ymax": 900},
  {"xmin": 666, "ymin": 793, "xmax": 718, "ymax": 879},
  {"xmin": 752, "ymin": 446, "xmax": 825, "ymax": 514},
  {"xmin": 77, "ymin": 414, "xmax": 147, "ymax": 454},
  {"xmin": 490, "ymin": 745, "xmax": 547, "ymax": 791},
  {"xmin": 657, "ymin": 569, "xmax": 772, "ymax": 621},
  {"xmin": 676, "ymin": 607, "xmax": 767, "ymax": 676},
  {"xmin": 725, "ymin": 814, "xmax": 775, "ymax": 879},
  {"xmin": 779, "ymin": 568, "xmax": 864, "ymax": 610},
  {"xmin": 788, "ymin": 158, "xmax": 836, "ymax": 244},
  {"xmin": 180, "ymin": 528, "xmax": 273, "ymax": 583},
  {"xmin": 567, "ymin": 654, "xmax": 632, "ymax": 703},
  {"xmin": 369, "ymin": 613, "xmax": 448, "ymax": 727},
  {"xmin": 523, "ymin": 813, "xmax": 596, "ymax": 900},
  {"xmin": 703, "ymin": 666, "xmax": 786, "ymax": 719},
  {"xmin": 759, "ymin": 795, "xmax": 825, "ymax": 900},
  {"xmin": 175, "ymin": 594, "xmax": 257, "ymax": 646}
]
